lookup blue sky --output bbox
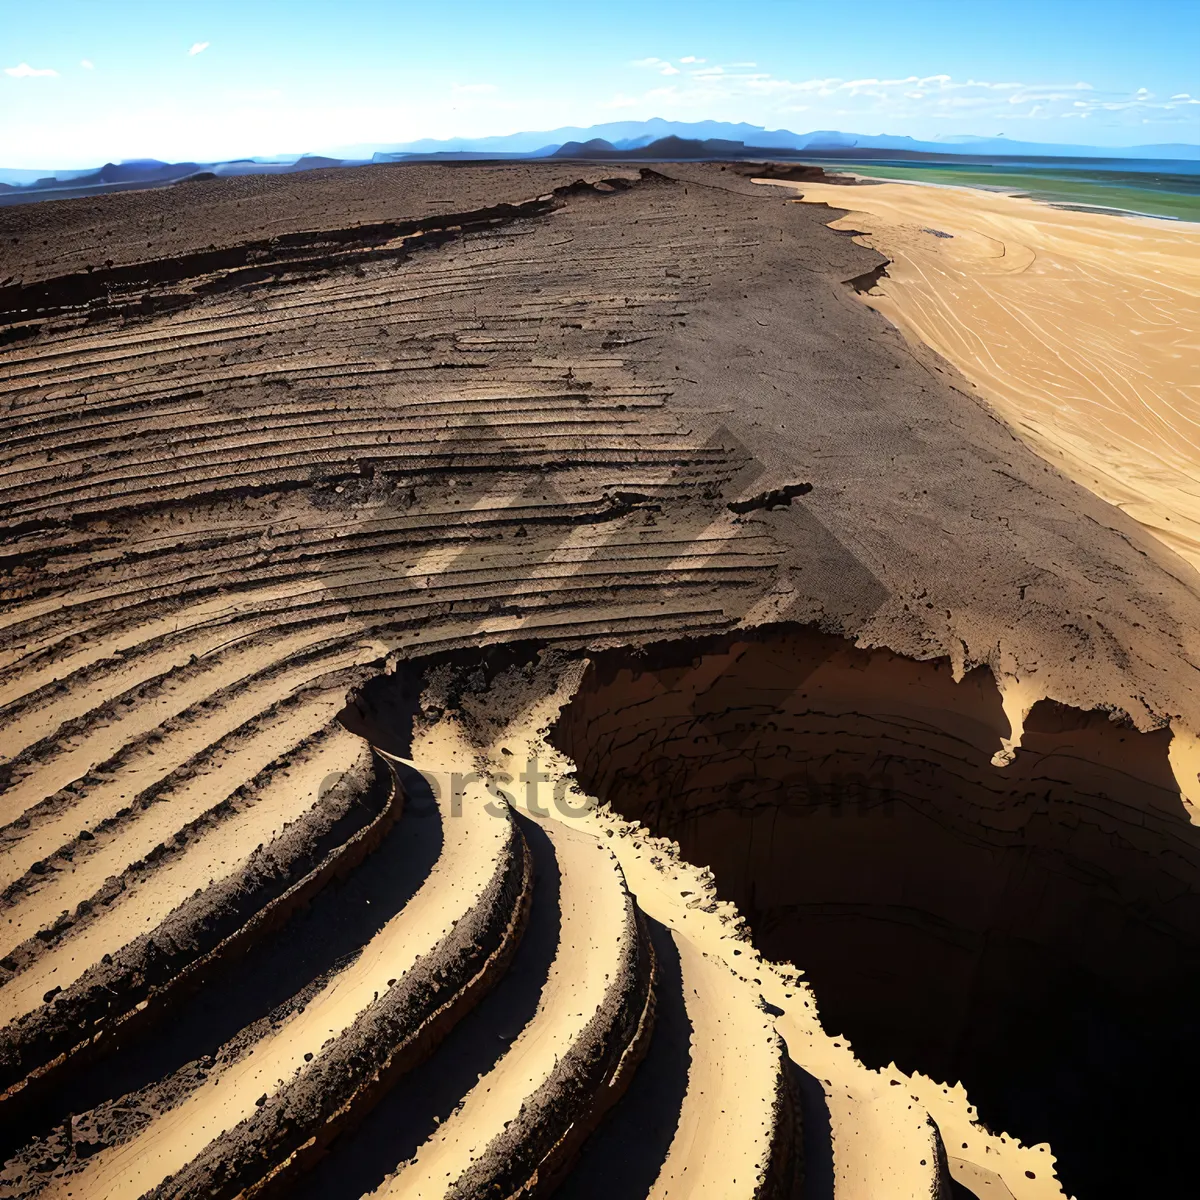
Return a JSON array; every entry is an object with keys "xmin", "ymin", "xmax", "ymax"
[{"xmin": 2, "ymin": 0, "xmax": 1197, "ymax": 167}]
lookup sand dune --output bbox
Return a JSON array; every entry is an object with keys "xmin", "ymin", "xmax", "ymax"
[{"xmin": 766, "ymin": 176, "xmax": 1200, "ymax": 575}]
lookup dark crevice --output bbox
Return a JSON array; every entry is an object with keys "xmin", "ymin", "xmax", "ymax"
[
  {"xmin": 728, "ymin": 482, "xmax": 813, "ymax": 514},
  {"xmin": 0, "ymin": 174, "xmax": 644, "ymax": 331},
  {"xmin": 551, "ymin": 623, "xmax": 1200, "ymax": 1200},
  {"xmin": 790, "ymin": 1060, "xmax": 835, "ymax": 1200},
  {"xmin": 555, "ymin": 918, "xmax": 690, "ymax": 1200}
]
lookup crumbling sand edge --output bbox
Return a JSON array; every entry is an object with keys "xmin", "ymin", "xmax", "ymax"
[
  {"xmin": 159, "ymin": 803, "xmax": 533, "ymax": 1200},
  {"xmin": 0, "ymin": 747, "xmax": 402, "ymax": 1113},
  {"xmin": 760, "ymin": 1037, "xmax": 802, "ymax": 1200}
]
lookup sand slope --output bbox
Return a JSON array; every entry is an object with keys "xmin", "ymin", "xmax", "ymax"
[{"xmin": 769, "ymin": 177, "xmax": 1200, "ymax": 574}]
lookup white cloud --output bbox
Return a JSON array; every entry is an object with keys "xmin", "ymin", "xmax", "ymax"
[
  {"xmin": 679, "ymin": 56, "xmax": 705, "ymax": 64},
  {"xmin": 188, "ymin": 42, "xmax": 210, "ymax": 57},
  {"xmin": 5, "ymin": 50, "xmax": 1189, "ymax": 170},
  {"xmin": 4, "ymin": 62, "xmax": 58, "ymax": 78},
  {"xmin": 609, "ymin": 63, "xmax": 1195, "ymax": 133},
  {"xmin": 631, "ymin": 57, "xmax": 661, "ymax": 67},
  {"xmin": 80, "ymin": 59, "xmax": 94, "ymax": 70}
]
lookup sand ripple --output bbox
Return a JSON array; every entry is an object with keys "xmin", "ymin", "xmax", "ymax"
[{"xmin": 772, "ymin": 178, "xmax": 1200, "ymax": 577}]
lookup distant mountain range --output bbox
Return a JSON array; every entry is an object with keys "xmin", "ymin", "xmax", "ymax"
[
  {"xmin": 2, "ymin": 118, "xmax": 1197, "ymax": 205},
  {"xmin": 350, "ymin": 118, "xmax": 1200, "ymax": 161}
]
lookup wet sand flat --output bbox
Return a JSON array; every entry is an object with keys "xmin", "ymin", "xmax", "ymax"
[{"xmin": 770, "ymin": 177, "xmax": 1200, "ymax": 576}]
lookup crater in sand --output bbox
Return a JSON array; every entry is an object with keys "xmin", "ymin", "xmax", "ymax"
[{"xmin": 551, "ymin": 625, "xmax": 1200, "ymax": 1200}]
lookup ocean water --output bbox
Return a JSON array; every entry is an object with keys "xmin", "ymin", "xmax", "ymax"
[{"xmin": 812, "ymin": 157, "xmax": 1200, "ymax": 221}]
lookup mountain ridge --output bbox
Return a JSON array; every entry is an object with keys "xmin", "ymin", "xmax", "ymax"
[{"xmin": 2, "ymin": 117, "xmax": 1197, "ymax": 203}]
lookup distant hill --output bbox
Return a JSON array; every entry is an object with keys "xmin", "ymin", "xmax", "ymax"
[
  {"xmin": 350, "ymin": 119, "xmax": 1200, "ymax": 162},
  {"xmin": 553, "ymin": 135, "xmax": 785, "ymax": 160},
  {"xmin": 551, "ymin": 138, "xmax": 618, "ymax": 157},
  {"xmin": 2, "ymin": 117, "xmax": 1196, "ymax": 207}
]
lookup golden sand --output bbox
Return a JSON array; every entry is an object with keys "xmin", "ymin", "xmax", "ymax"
[{"xmin": 763, "ymin": 177, "xmax": 1200, "ymax": 578}]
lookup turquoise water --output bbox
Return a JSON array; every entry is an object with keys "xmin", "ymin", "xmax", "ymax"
[{"xmin": 810, "ymin": 157, "xmax": 1200, "ymax": 222}]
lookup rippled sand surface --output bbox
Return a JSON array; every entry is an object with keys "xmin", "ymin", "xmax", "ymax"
[{"xmin": 770, "ymin": 178, "xmax": 1200, "ymax": 576}]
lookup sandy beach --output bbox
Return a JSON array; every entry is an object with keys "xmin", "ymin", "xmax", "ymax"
[{"xmin": 765, "ymin": 175, "xmax": 1200, "ymax": 578}]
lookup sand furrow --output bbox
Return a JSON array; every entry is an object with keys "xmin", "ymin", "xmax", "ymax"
[
  {"xmin": 0, "ymin": 725, "xmax": 361, "ymax": 1024},
  {"xmin": 41, "ymin": 747, "xmax": 521, "ymax": 1200},
  {"xmin": 646, "ymin": 933, "xmax": 788, "ymax": 1199},
  {"xmin": 0, "ymin": 690, "xmax": 350, "ymax": 978},
  {"xmin": 376, "ymin": 813, "xmax": 642, "ymax": 1198}
]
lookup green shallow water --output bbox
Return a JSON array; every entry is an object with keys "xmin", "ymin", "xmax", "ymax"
[{"xmin": 829, "ymin": 163, "xmax": 1200, "ymax": 223}]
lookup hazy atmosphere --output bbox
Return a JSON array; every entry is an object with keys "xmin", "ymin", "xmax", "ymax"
[{"xmin": 2, "ymin": 0, "xmax": 1198, "ymax": 165}]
